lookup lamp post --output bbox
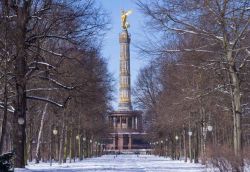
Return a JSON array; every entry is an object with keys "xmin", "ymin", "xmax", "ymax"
[
  {"xmin": 155, "ymin": 141, "xmax": 159, "ymax": 155},
  {"xmin": 207, "ymin": 125, "xmax": 213, "ymax": 132},
  {"xmin": 53, "ymin": 129, "xmax": 58, "ymax": 135},
  {"xmin": 207, "ymin": 125, "xmax": 213, "ymax": 145},
  {"xmin": 207, "ymin": 125, "xmax": 213, "ymax": 144},
  {"xmin": 175, "ymin": 135, "xmax": 179, "ymax": 160},
  {"xmin": 90, "ymin": 139, "xmax": 93, "ymax": 157},
  {"xmin": 149, "ymin": 142, "xmax": 151, "ymax": 155},
  {"xmin": 98, "ymin": 142, "xmax": 101, "ymax": 156},
  {"xmin": 82, "ymin": 137, "xmax": 86, "ymax": 158},
  {"xmin": 188, "ymin": 130, "xmax": 193, "ymax": 163},
  {"xmin": 202, "ymin": 123, "xmax": 213, "ymax": 164},
  {"xmin": 204, "ymin": 124, "xmax": 213, "ymax": 163},
  {"xmin": 165, "ymin": 138, "xmax": 168, "ymax": 157},
  {"xmin": 54, "ymin": 129, "xmax": 59, "ymax": 161},
  {"xmin": 94, "ymin": 141, "xmax": 98, "ymax": 156},
  {"xmin": 160, "ymin": 140, "xmax": 163, "ymax": 156},
  {"xmin": 152, "ymin": 142, "xmax": 155, "ymax": 155},
  {"xmin": 18, "ymin": 117, "xmax": 25, "ymax": 125},
  {"xmin": 50, "ymin": 128, "xmax": 58, "ymax": 166},
  {"xmin": 75, "ymin": 135, "xmax": 80, "ymax": 161}
]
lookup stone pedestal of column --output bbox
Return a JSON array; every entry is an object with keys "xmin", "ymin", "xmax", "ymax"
[
  {"xmin": 118, "ymin": 134, "xmax": 123, "ymax": 150},
  {"xmin": 128, "ymin": 134, "xmax": 132, "ymax": 149}
]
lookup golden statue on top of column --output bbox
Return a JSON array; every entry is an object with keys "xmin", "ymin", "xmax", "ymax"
[{"xmin": 121, "ymin": 10, "xmax": 132, "ymax": 30}]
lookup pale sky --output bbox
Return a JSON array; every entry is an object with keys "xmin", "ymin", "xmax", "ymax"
[{"xmin": 99, "ymin": 0, "xmax": 148, "ymax": 109}]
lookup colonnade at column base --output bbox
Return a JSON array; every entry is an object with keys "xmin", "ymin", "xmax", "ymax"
[{"xmin": 107, "ymin": 110, "xmax": 148, "ymax": 151}]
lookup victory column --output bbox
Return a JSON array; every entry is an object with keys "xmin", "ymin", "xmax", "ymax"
[{"xmin": 107, "ymin": 10, "xmax": 146, "ymax": 151}]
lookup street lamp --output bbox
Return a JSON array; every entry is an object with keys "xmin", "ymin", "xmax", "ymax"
[
  {"xmin": 175, "ymin": 135, "xmax": 179, "ymax": 160},
  {"xmin": 52, "ymin": 129, "xmax": 58, "ymax": 135},
  {"xmin": 75, "ymin": 135, "xmax": 80, "ymax": 160},
  {"xmin": 188, "ymin": 130, "xmax": 192, "ymax": 163},
  {"xmin": 207, "ymin": 113, "xmax": 213, "ymax": 132},
  {"xmin": 201, "ymin": 124, "xmax": 213, "ymax": 165},
  {"xmin": 165, "ymin": 138, "xmax": 168, "ymax": 157},
  {"xmin": 89, "ymin": 139, "xmax": 93, "ymax": 156},
  {"xmin": 94, "ymin": 141, "xmax": 98, "ymax": 156},
  {"xmin": 50, "ymin": 128, "xmax": 58, "ymax": 166},
  {"xmin": 160, "ymin": 140, "xmax": 163, "ymax": 156},
  {"xmin": 207, "ymin": 125, "xmax": 213, "ymax": 132},
  {"xmin": 207, "ymin": 125, "xmax": 213, "ymax": 143},
  {"xmin": 98, "ymin": 143, "xmax": 101, "ymax": 156},
  {"xmin": 82, "ymin": 137, "xmax": 86, "ymax": 158},
  {"xmin": 18, "ymin": 117, "xmax": 25, "ymax": 125}
]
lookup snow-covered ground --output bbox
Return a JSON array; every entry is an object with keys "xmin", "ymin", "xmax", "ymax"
[
  {"xmin": 16, "ymin": 154, "xmax": 214, "ymax": 172},
  {"xmin": 15, "ymin": 155, "xmax": 227, "ymax": 172},
  {"xmin": 15, "ymin": 155, "xmax": 250, "ymax": 172}
]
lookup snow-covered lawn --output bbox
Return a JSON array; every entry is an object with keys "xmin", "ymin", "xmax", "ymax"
[{"xmin": 16, "ymin": 154, "xmax": 214, "ymax": 172}]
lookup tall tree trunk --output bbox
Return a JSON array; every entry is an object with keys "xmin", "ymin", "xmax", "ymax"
[
  {"xmin": 194, "ymin": 124, "xmax": 199, "ymax": 163},
  {"xmin": 35, "ymin": 103, "xmax": 49, "ymax": 163},
  {"xmin": 0, "ymin": 2, "xmax": 10, "ymax": 154},
  {"xmin": 227, "ymin": 51, "xmax": 242, "ymax": 156},
  {"xmin": 189, "ymin": 133, "xmax": 192, "ymax": 163},
  {"xmin": 183, "ymin": 129, "xmax": 187, "ymax": 162},
  {"xmin": 28, "ymin": 119, "xmax": 33, "ymax": 162},
  {"xmin": 86, "ymin": 138, "xmax": 89, "ymax": 158},
  {"xmin": 13, "ymin": 1, "xmax": 31, "ymax": 167},
  {"xmin": 63, "ymin": 126, "xmax": 68, "ymax": 163},
  {"xmin": 55, "ymin": 135, "xmax": 59, "ymax": 161},
  {"xmin": 199, "ymin": 105, "xmax": 206, "ymax": 164},
  {"xmin": 0, "ymin": 72, "xmax": 8, "ymax": 154},
  {"xmin": 13, "ymin": 28, "xmax": 27, "ymax": 168},
  {"xmin": 49, "ymin": 124, "xmax": 52, "ymax": 166},
  {"xmin": 231, "ymin": 71, "xmax": 242, "ymax": 156},
  {"xmin": 69, "ymin": 128, "xmax": 72, "ymax": 163},
  {"xmin": 80, "ymin": 137, "xmax": 83, "ymax": 160},
  {"xmin": 228, "ymin": 52, "xmax": 243, "ymax": 172},
  {"xmin": 59, "ymin": 112, "xmax": 65, "ymax": 164},
  {"xmin": 73, "ymin": 131, "xmax": 76, "ymax": 162}
]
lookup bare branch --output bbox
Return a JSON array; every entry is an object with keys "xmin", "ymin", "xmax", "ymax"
[{"xmin": 26, "ymin": 96, "xmax": 70, "ymax": 108}]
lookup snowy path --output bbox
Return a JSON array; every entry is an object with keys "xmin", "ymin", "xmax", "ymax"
[{"xmin": 16, "ymin": 154, "xmax": 209, "ymax": 172}]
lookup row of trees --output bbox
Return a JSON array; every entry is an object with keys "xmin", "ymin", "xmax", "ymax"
[
  {"xmin": 134, "ymin": 0, "xmax": 250, "ymax": 171},
  {"xmin": 0, "ymin": 0, "xmax": 112, "ymax": 168}
]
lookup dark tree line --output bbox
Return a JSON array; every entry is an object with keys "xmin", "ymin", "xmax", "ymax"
[
  {"xmin": 0, "ymin": 0, "xmax": 112, "ymax": 168},
  {"xmin": 134, "ymin": 0, "xmax": 250, "ymax": 171}
]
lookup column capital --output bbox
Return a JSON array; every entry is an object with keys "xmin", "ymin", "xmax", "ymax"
[{"xmin": 119, "ymin": 30, "xmax": 130, "ymax": 43}]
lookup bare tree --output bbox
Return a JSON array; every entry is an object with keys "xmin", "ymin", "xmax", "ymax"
[
  {"xmin": 0, "ymin": 0, "xmax": 110, "ymax": 167},
  {"xmin": 137, "ymin": 0, "xmax": 250, "ymax": 160}
]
